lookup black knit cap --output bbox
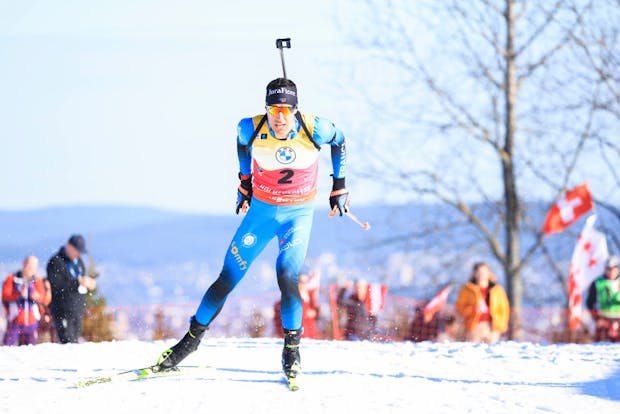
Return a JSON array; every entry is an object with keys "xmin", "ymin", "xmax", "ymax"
[{"xmin": 265, "ymin": 78, "xmax": 298, "ymax": 106}]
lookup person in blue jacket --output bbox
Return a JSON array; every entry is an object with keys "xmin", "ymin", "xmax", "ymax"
[{"xmin": 157, "ymin": 77, "xmax": 350, "ymax": 383}]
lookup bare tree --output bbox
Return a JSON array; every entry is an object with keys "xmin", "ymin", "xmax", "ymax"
[
  {"xmin": 568, "ymin": 0, "xmax": 620, "ymax": 249},
  {"xmin": 339, "ymin": 0, "xmax": 619, "ymax": 339}
]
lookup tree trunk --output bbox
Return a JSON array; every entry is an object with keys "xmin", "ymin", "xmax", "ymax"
[{"xmin": 503, "ymin": 0, "xmax": 523, "ymax": 340}]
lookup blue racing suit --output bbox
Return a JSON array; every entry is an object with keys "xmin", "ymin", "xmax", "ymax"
[{"xmin": 194, "ymin": 112, "xmax": 346, "ymax": 331}]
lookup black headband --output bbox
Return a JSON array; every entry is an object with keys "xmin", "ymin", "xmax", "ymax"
[{"xmin": 266, "ymin": 86, "xmax": 298, "ymax": 106}]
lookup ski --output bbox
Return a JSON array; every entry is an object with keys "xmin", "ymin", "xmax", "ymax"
[
  {"xmin": 74, "ymin": 365, "xmax": 212, "ymax": 388},
  {"xmin": 77, "ymin": 363, "xmax": 300, "ymax": 391}
]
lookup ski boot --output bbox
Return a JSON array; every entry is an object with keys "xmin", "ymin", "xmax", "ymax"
[
  {"xmin": 282, "ymin": 328, "xmax": 302, "ymax": 391},
  {"xmin": 156, "ymin": 316, "xmax": 208, "ymax": 372}
]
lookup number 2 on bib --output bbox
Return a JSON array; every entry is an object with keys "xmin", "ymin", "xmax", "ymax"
[{"xmin": 278, "ymin": 169, "xmax": 294, "ymax": 184}]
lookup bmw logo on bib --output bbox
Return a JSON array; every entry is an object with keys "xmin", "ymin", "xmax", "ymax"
[{"xmin": 276, "ymin": 147, "xmax": 296, "ymax": 164}]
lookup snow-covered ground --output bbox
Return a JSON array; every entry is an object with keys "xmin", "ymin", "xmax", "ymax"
[{"xmin": 2, "ymin": 338, "xmax": 619, "ymax": 413}]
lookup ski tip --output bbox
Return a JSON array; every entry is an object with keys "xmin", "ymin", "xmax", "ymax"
[{"xmin": 74, "ymin": 376, "xmax": 112, "ymax": 388}]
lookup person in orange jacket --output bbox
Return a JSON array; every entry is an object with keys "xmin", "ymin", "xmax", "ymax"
[
  {"xmin": 455, "ymin": 262, "xmax": 510, "ymax": 344},
  {"xmin": 2, "ymin": 256, "xmax": 51, "ymax": 346}
]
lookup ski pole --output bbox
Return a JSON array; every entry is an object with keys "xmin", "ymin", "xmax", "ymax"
[
  {"xmin": 329, "ymin": 207, "xmax": 371, "ymax": 230},
  {"xmin": 276, "ymin": 38, "xmax": 291, "ymax": 79}
]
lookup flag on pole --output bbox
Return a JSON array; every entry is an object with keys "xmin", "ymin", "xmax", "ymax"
[
  {"xmin": 567, "ymin": 215, "xmax": 608, "ymax": 331},
  {"xmin": 423, "ymin": 284, "xmax": 452, "ymax": 321},
  {"xmin": 365, "ymin": 283, "xmax": 388, "ymax": 316},
  {"xmin": 299, "ymin": 270, "xmax": 320, "ymax": 302},
  {"xmin": 305, "ymin": 271, "xmax": 320, "ymax": 292},
  {"xmin": 543, "ymin": 183, "xmax": 593, "ymax": 235}
]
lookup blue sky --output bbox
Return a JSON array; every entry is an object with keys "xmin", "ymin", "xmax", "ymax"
[
  {"xmin": 1, "ymin": 1, "xmax": 363, "ymax": 214},
  {"xmin": 3, "ymin": 1, "xmax": 617, "ymax": 216}
]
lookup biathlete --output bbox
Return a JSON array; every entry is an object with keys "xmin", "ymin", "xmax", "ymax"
[{"xmin": 156, "ymin": 77, "xmax": 351, "ymax": 387}]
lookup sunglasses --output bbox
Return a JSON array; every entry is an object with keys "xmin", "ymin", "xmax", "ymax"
[{"xmin": 266, "ymin": 106, "xmax": 295, "ymax": 116}]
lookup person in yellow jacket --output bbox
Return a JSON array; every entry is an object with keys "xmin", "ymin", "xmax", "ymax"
[{"xmin": 455, "ymin": 262, "xmax": 510, "ymax": 343}]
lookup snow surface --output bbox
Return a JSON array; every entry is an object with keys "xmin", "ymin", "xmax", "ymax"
[{"xmin": 2, "ymin": 338, "xmax": 620, "ymax": 413}]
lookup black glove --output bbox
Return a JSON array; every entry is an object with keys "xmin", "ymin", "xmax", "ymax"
[
  {"xmin": 329, "ymin": 176, "xmax": 349, "ymax": 216},
  {"xmin": 236, "ymin": 173, "xmax": 252, "ymax": 214}
]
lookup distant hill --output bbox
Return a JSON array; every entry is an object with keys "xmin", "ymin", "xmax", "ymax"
[
  {"xmin": 0, "ymin": 203, "xmax": 617, "ymax": 307},
  {"xmin": 0, "ymin": 204, "xmax": 409, "ymax": 305}
]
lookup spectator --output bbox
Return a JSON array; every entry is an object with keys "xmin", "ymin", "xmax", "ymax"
[
  {"xmin": 586, "ymin": 255, "xmax": 620, "ymax": 342},
  {"xmin": 337, "ymin": 279, "xmax": 377, "ymax": 340},
  {"xmin": 455, "ymin": 262, "xmax": 510, "ymax": 344},
  {"xmin": 37, "ymin": 278, "xmax": 55, "ymax": 343},
  {"xmin": 2, "ymin": 256, "xmax": 51, "ymax": 346},
  {"xmin": 407, "ymin": 301, "xmax": 440, "ymax": 342},
  {"xmin": 46, "ymin": 234, "xmax": 96, "ymax": 343},
  {"xmin": 436, "ymin": 313, "xmax": 460, "ymax": 343},
  {"xmin": 298, "ymin": 272, "xmax": 320, "ymax": 339},
  {"xmin": 273, "ymin": 271, "xmax": 320, "ymax": 339}
]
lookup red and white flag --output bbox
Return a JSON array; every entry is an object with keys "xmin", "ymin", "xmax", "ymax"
[
  {"xmin": 366, "ymin": 283, "xmax": 388, "ymax": 316},
  {"xmin": 424, "ymin": 285, "xmax": 452, "ymax": 321},
  {"xmin": 306, "ymin": 271, "xmax": 320, "ymax": 291},
  {"xmin": 299, "ymin": 271, "xmax": 320, "ymax": 302},
  {"xmin": 567, "ymin": 215, "xmax": 608, "ymax": 331},
  {"xmin": 543, "ymin": 183, "xmax": 593, "ymax": 235}
]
